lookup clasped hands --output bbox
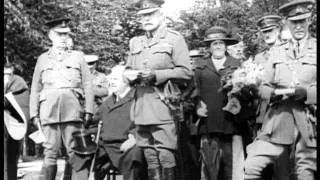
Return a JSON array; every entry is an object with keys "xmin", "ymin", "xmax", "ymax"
[{"xmin": 123, "ymin": 69, "xmax": 156, "ymax": 85}]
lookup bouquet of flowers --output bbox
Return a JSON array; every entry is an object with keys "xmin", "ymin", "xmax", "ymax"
[{"xmin": 221, "ymin": 59, "xmax": 265, "ymax": 115}]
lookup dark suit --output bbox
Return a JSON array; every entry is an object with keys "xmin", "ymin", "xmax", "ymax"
[{"xmin": 70, "ymin": 88, "xmax": 147, "ymax": 180}]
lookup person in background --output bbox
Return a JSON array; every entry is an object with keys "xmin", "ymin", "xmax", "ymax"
[
  {"xmin": 124, "ymin": 0, "xmax": 193, "ymax": 179},
  {"xmin": 4, "ymin": 61, "xmax": 30, "ymax": 180},
  {"xmin": 189, "ymin": 49, "xmax": 205, "ymax": 70},
  {"xmin": 84, "ymin": 55, "xmax": 109, "ymax": 112},
  {"xmin": 227, "ymin": 40, "xmax": 246, "ymax": 63},
  {"xmin": 244, "ymin": 1, "xmax": 317, "ymax": 179},
  {"xmin": 29, "ymin": 17, "xmax": 94, "ymax": 180}
]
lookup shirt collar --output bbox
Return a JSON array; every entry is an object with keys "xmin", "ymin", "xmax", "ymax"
[{"xmin": 114, "ymin": 87, "xmax": 132, "ymax": 102}]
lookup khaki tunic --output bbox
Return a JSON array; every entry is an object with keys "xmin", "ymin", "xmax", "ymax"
[
  {"xmin": 258, "ymin": 37, "xmax": 317, "ymax": 147},
  {"xmin": 126, "ymin": 26, "xmax": 193, "ymax": 125},
  {"xmin": 30, "ymin": 49, "xmax": 94, "ymax": 125}
]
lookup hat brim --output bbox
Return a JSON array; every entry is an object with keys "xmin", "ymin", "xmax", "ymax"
[
  {"xmin": 204, "ymin": 38, "xmax": 239, "ymax": 46},
  {"xmin": 72, "ymin": 145, "xmax": 98, "ymax": 155},
  {"xmin": 53, "ymin": 27, "xmax": 71, "ymax": 33},
  {"xmin": 260, "ymin": 25, "xmax": 279, "ymax": 32},
  {"xmin": 288, "ymin": 12, "xmax": 312, "ymax": 20},
  {"xmin": 137, "ymin": 7, "xmax": 160, "ymax": 15}
]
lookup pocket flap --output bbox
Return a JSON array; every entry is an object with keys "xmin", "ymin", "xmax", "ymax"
[{"xmin": 151, "ymin": 46, "xmax": 172, "ymax": 54}]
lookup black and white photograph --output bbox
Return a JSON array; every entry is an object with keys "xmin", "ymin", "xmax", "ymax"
[{"xmin": 3, "ymin": 0, "xmax": 317, "ymax": 180}]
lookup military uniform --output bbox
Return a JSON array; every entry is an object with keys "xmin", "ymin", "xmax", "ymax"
[
  {"xmin": 252, "ymin": 15, "xmax": 292, "ymax": 180},
  {"xmin": 85, "ymin": 54, "xmax": 109, "ymax": 111},
  {"xmin": 125, "ymin": 1, "xmax": 192, "ymax": 178},
  {"xmin": 29, "ymin": 17, "xmax": 94, "ymax": 180},
  {"xmin": 244, "ymin": 1, "xmax": 317, "ymax": 179}
]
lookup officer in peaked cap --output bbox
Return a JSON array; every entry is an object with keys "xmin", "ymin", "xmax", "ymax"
[
  {"xmin": 244, "ymin": 1, "xmax": 317, "ymax": 180},
  {"xmin": 30, "ymin": 16, "xmax": 94, "ymax": 180},
  {"xmin": 256, "ymin": 15, "xmax": 282, "ymax": 32},
  {"xmin": 84, "ymin": 55, "xmax": 109, "ymax": 112},
  {"xmin": 279, "ymin": 0, "xmax": 315, "ymax": 21},
  {"xmin": 124, "ymin": 0, "xmax": 192, "ymax": 179},
  {"xmin": 254, "ymin": 15, "xmax": 283, "ymax": 67},
  {"xmin": 135, "ymin": 0, "xmax": 164, "ymax": 15}
]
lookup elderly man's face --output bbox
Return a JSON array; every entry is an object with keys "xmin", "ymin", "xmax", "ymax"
[
  {"xmin": 287, "ymin": 18, "xmax": 310, "ymax": 41},
  {"xmin": 139, "ymin": 10, "xmax": 163, "ymax": 32},
  {"xmin": 107, "ymin": 67, "xmax": 128, "ymax": 95},
  {"xmin": 261, "ymin": 27, "xmax": 280, "ymax": 45},
  {"xmin": 210, "ymin": 40, "xmax": 227, "ymax": 59},
  {"xmin": 4, "ymin": 67, "xmax": 14, "ymax": 86},
  {"xmin": 228, "ymin": 41, "xmax": 244, "ymax": 59},
  {"xmin": 49, "ymin": 30, "xmax": 70, "ymax": 49}
]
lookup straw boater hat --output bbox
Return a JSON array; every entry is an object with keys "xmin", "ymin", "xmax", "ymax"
[
  {"xmin": 256, "ymin": 15, "xmax": 282, "ymax": 32},
  {"xmin": 203, "ymin": 26, "xmax": 239, "ymax": 46},
  {"xmin": 135, "ymin": 0, "xmax": 164, "ymax": 15},
  {"xmin": 45, "ymin": 17, "xmax": 71, "ymax": 33},
  {"xmin": 189, "ymin": 50, "xmax": 205, "ymax": 58},
  {"xmin": 279, "ymin": 0, "xmax": 315, "ymax": 20}
]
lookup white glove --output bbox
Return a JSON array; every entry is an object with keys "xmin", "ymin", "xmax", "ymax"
[
  {"xmin": 120, "ymin": 134, "xmax": 136, "ymax": 153},
  {"xmin": 196, "ymin": 100, "xmax": 208, "ymax": 117}
]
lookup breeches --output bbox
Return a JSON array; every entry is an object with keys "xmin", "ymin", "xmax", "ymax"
[
  {"xmin": 136, "ymin": 124, "xmax": 177, "ymax": 168},
  {"xmin": 244, "ymin": 137, "xmax": 316, "ymax": 180},
  {"xmin": 42, "ymin": 122, "xmax": 83, "ymax": 166}
]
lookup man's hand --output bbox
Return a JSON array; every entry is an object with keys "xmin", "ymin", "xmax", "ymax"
[
  {"xmin": 196, "ymin": 100, "xmax": 208, "ymax": 117},
  {"xmin": 290, "ymin": 86, "xmax": 307, "ymax": 102},
  {"xmin": 120, "ymin": 134, "xmax": 136, "ymax": 153},
  {"xmin": 139, "ymin": 70, "xmax": 156, "ymax": 85},
  {"xmin": 83, "ymin": 113, "xmax": 93, "ymax": 128}
]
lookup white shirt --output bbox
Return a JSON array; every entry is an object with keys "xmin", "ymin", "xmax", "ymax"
[
  {"xmin": 211, "ymin": 56, "xmax": 227, "ymax": 71},
  {"xmin": 115, "ymin": 87, "xmax": 131, "ymax": 102}
]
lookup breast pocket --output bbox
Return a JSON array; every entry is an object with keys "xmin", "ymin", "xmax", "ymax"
[
  {"xmin": 64, "ymin": 63, "xmax": 82, "ymax": 84},
  {"xmin": 299, "ymin": 55, "xmax": 317, "ymax": 84},
  {"xmin": 149, "ymin": 46, "xmax": 174, "ymax": 69},
  {"xmin": 41, "ymin": 65, "xmax": 55, "ymax": 84},
  {"xmin": 273, "ymin": 61, "xmax": 292, "ymax": 87}
]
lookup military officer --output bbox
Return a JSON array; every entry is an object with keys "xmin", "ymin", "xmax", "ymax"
[
  {"xmin": 253, "ymin": 15, "xmax": 283, "ymax": 68},
  {"xmin": 244, "ymin": 1, "xmax": 317, "ymax": 180},
  {"xmin": 84, "ymin": 54, "xmax": 109, "ymax": 111},
  {"xmin": 124, "ymin": 0, "xmax": 193, "ymax": 179},
  {"xmin": 253, "ymin": 15, "xmax": 292, "ymax": 180},
  {"xmin": 29, "ymin": 17, "xmax": 94, "ymax": 180}
]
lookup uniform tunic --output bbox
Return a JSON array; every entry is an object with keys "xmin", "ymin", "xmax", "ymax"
[
  {"xmin": 126, "ymin": 26, "xmax": 192, "ymax": 125},
  {"xmin": 30, "ymin": 49, "xmax": 94, "ymax": 125},
  {"xmin": 257, "ymin": 37, "xmax": 317, "ymax": 147}
]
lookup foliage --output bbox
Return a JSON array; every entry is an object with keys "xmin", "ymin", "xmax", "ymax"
[
  {"xmin": 4, "ymin": 0, "xmax": 142, "ymax": 86},
  {"xmin": 176, "ymin": 0, "xmax": 317, "ymax": 58}
]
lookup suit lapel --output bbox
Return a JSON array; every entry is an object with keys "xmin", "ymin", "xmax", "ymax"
[{"xmin": 108, "ymin": 89, "xmax": 135, "ymax": 111}]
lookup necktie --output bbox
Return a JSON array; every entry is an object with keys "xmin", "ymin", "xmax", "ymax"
[{"xmin": 294, "ymin": 41, "xmax": 300, "ymax": 58}]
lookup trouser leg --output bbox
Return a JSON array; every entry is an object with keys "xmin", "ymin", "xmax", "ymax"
[
  {"xmin": 42, "ymin": 124, "xmax": 61, "ymax": 180},
  {"xmin": 144, "ymin": 147, "xmax": 161, "ymax": 180},
  {"xmin": 294, "ymin": 134, "xmax": 316, "ymax": 180},
  {"xmin": 4, "ymin": 129, "xmax": 21, "ymax": 180},
  {"xmin": 244, "ymin": 140, "xmax": 286, "ymax": 179},
  {"xmin": 232, "ymin": 135, "xmax": 245, "ymax": 180},
  {"xmin": 273, "ymin": 148, "xmax": 290, "ymax": 180}
]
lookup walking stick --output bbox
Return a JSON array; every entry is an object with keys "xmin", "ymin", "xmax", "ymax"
[{"xmin": 88, "ymin": 121, "xmax": 103, "ymax": 180}]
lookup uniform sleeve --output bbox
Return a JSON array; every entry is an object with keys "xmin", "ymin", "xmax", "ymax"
[
  {"xmin": 154, "ymin": 34, "xmax": 193, "ymax": 85},
  {"xmin": 258, "ymin": 56, "xmax": 275, "ymax": 103},
  {"xmin": 125, "ymin": 38, "xmax": 135, "ymax": 69},
  {"xmin": 29, "ymin": 60, "xmax": 43, "ymax": 119},
  {"xmin": 305, "ymin": 82, "xmax": 317, "ymax": 105},
  {"xmin": 80, "ymin": 54, "xmax": 94, "ymax": 114}
]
